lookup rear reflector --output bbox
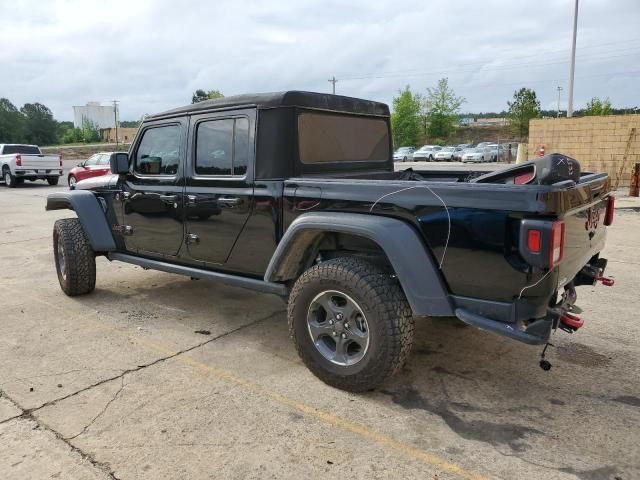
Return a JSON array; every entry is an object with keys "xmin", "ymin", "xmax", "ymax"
[
  {"xmin": 604, "ymin": 195, "xmax": 614, "ymax": 226},
  {"xmin": 15, "ymin": 154, "xmax": 22, "ymax": 166},
  {"xmin": 527, "ymin": 229, "xmax": 541, "ymax": 253},
  {"xmin": 549, "ymin": 220, "xmax": 565, "ymax": 267}
]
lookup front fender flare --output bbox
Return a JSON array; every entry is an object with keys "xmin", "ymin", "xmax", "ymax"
[
  {"xmin": 265, "ymin": 212, "xmax": 453, "ymax": 317},
  {"xmin": 46, "ymin": 191, "xmax": 116, "ymax": 252}
]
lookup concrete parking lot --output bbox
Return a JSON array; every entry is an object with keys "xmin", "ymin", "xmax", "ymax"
[{"xmin": 0, "ymin": 183, "xmax": 639, "ymax": 480}]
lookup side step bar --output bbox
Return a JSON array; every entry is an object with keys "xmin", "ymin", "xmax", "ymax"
[
  {"xmin": 108, "ymin": 253, "xmax": 289, "ymax": 297},
  {"xmin": 455, "ymin": 308, "xmax": 551, "ymax": 345}
]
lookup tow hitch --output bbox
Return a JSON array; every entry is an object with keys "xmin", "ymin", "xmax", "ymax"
[
  {"xmin": 559, "ymin": 311, "xmax": 584, "ymax": 333},
  {"xmin": 596, "ymin": 275, "xmax": 615, "ymax": 286}
]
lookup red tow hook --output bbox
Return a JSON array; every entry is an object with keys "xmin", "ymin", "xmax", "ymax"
[
  {"xmin": 560, "ymin": 312, "xmax": 584, "ymax": 331},
  {"xmin": 596, "ymin": 276, "xmax": 615, "ymax": 287}
]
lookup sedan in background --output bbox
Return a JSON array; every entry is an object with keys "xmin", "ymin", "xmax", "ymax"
[
  {"xmin": 412, "ymin": 145, "xmax": 442, "ymax": 161},
  {"xmin": 67, "ymin": 152, "xmax": 113, "ymax": 187},
  {"xmin": 393, "ymin": 146, "xmax": 416, "ymax": 162},
  {"xmin": 461, "ymin": 147, "xmax": 492, "ymax": 163},
  {"xmin": 434, "ymin": 146, "xmax": 464, "ymax": 161}
]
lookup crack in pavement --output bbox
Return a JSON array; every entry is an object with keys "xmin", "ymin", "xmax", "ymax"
[
  {"xmin": 0, "ymin": 308, "xmax": 285, "ymax": 479},
  {"xmin": 66, "ymin": 377, "xmax": 126, "ymax": 441}
]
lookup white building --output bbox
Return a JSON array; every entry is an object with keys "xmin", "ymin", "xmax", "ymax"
[{"xmin": 72, "ymin": 102, "xmax": 117, "ymax": 129}]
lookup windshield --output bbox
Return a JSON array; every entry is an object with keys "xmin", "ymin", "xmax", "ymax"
[
  {"xmin": 466, "ymin": 148, "xmax": 481, "ymax": 153},
  {"xmin": 441, "ymin": 147, "xmax": 454, "ymax": 152},
  {"xmin": 2, "ymin": 145, "xmax": 41, "ymax": 155},
  {"xmin": 396, "ymin": 147, "xmax": 412, "ymax": 153},
  {"xmin": 298, "ymin": 112, "xmax": 389, "ymax": 164},
  {"xmin": 417, "ymin": 146, "xmax": 433, "ymax": 152}
]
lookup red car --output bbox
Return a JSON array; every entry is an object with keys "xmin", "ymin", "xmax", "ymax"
[{"xmin": 67, "ymin": 152, "xmax": 113, "ymax": 187}]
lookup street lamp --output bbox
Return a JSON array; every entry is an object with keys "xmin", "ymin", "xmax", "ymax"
[{"xmin": 567, "ymin": 0, "xmax": 579, "ymax": 117}]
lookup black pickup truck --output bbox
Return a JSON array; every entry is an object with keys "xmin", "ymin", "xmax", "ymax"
[{"xmin": 46, "ymin": 91, "xmax": 614, "ymax": 391}]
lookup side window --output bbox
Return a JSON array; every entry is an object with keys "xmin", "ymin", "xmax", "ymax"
[
  {"xmin": 195, "ymin": 117, "xmax": 249, "ymax": 176},
  {"xmin": 135, "ymin": 125, "xmax": 181, "ymax": 175},
  {"xmin": 98, "ymin": 154, "xmax": 110, "ymax": 165},
  {"xmin": 85, "ymin": 155, "xmax": 99, "ymax": 166}
]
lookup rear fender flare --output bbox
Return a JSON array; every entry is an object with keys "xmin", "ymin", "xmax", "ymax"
[
  {"xmin": 46, "ymin": 191, "xmax": 116, "ymax": 252},
  {"xmin": 265, "ymin": 212, "xmax": 453, "ymax": 317}
]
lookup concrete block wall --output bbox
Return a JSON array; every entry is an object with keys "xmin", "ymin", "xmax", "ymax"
[{"xmin": 527, "ymin": 115, "xmax": 640, "ymax": 187}]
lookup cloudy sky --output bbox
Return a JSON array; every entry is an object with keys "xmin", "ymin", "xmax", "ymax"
[{"xmin": 1, "ymin": 0, "xmax": 638, "ymax": 121}]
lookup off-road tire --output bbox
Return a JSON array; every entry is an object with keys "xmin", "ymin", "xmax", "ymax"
[
  {"xmin": 53, "ymin": 218, "xmax": 96, "ymax": 296},
  {"xmin": 288, "ymin": 257, "xmax": 414, "ymax": 392},
  {"xmin": 3, "ymin": 167, "xmax": 17, "ymax": 188},
  {"xmin": 47, "ymin": 176, "xmax": 59, "ymax": 186}
]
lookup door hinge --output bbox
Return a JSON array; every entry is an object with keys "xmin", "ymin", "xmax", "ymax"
[{"xmin": 186, "ymin": 233, "xmax": 200, "ymax": 245}]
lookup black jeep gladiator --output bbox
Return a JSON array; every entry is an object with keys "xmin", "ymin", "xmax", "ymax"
[{"xmin": 46, "ymin": 91, "xmax": 614, "ymax": 391}]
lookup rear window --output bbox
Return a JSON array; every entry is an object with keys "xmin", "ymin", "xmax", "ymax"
[
  {"xmin": 2, "ymin": 145, "xmax": 41, "ymax": 155},
  {"xmin": 297, "ymin": 112, "xmax": 389, "ymax": 164}
]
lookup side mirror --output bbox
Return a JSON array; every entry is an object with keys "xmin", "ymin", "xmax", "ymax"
[
  {"xmin": 77, "ymin": 162, "xmax": 84, "ymax": 167},
  {"xmin": 109, "ymin": 152, "xmax": 129, "ymax": 174}
]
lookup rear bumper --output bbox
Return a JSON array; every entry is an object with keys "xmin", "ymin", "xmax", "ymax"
[{"xmin": 15, "ymin": 169, "xmax": 63, "ymax": 178}]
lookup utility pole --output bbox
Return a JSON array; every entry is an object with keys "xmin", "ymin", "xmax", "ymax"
[
  {"xmin": 557, "ymin": 86, "xmax": 563, "ymax": 118},
  {"xmin": 567, "ymin": 0, "xmax": 579, "ymax": 117},
  {"xmin": 112, "ymin": 100, "xmax": 119, "ymax": 147},
  {"xmin": 328, "ymin": 76, "xmax": 338, "ymax": 95}
]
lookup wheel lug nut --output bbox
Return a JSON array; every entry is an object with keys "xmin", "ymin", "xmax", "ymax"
[
  {"xmin": 336, "ymin": 313, "xmax": 343, "ymax": 321},
  {"xmin": 341, "ymin": 333, "xmax": 347, "ymax": 339},
  {"xmin": 344, "ymin": 322, "xmax": 349, "ymax": 328},
  {"xmin": 332, "ymin": 331, "xmax": 337, "ymax": 336},
  {"xmin": 329, "ymin": 319, "xmax": 334, "ymax": 325}
]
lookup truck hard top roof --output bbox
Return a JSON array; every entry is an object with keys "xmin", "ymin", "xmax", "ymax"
[{"xmin": 148, "ymin": 91, "xmax": 390, "ymax": 120}]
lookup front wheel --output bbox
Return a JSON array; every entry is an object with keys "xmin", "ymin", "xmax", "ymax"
[
  {"xmin": 288, "ymin": 257, "xmax": 414, "ymax": 391},
  {"xmin": 53, "ymin": 218, "xmax": 96, "ymax": 296},
  {"xmin": 68, "ymin": 175, "xmax": 77, "ymax": 188}
]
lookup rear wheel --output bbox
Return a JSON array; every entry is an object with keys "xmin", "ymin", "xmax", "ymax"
[
  {"xmin": 3, "ymin": 168, "xmax": 17, "ymax": 188},
  {"xmin": 53, "ymin": 218, "xmax": 96, "ymax": 296},
  {"xmin": 288, "ymin": 257, "xmax": 414, "ymax": 391},
  {"xmin": 47, "ymin": 176, "xmax": 59, "ymax": 186}
]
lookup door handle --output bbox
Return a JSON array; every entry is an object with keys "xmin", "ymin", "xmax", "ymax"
[
  {"xmin": 186, "ymin": 195, "xmax": 198, "ymax": 206},
  {"xmin": 159, "ymin": 194, "xmax": 178, "ymax": 204},
  {"xmin": 217, "ymin": 196, "xmax": 240, "ymax": 206}
]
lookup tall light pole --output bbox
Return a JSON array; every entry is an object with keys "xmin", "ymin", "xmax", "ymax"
[
  {"xmin": 567, "ymin": 0, "xmax": 579, "ymax": 117},
  {"xmin": 112, "ymin": 100, "xmax": 119, "ymax": 147},
  {"xmin": 557, "ymin": 86, "xmax": 563, "ymax": 118},
  {"xmin": 328, "ymin": 76, "xmax": 338, "ymax": 95}
]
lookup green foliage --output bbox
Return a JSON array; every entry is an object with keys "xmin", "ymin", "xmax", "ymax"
[
  {"xmin": 80, "ymin": 117, "xmax": 101, "ymax": 143},
  {"xmin": 424, "ymin": 78, "xmax": 465, "ymax": 138},
  {"xmin": 191, "ymin": 89, "xmax": 224, "ymax": 104},
  {"xmin": 584, "ymin": 97, "xmax": 612, "ymax": 116},
  {"xmin": 390, "ymin": 86, "xmax": 422, "ymax": 147},
  {"xmin": 20, "ymin": 103, "xmax": 58, "ymax": 145},
  {"xmin": 0, "ymin": 98, "xmax": 28, "ymax": 143},
  {"xmin": 507, "ymin": 87, "xmax": 541, "ymax": 137},
  {"xmin": 120, "ymin": 119, "xmax": 142, "ymax": 128}
]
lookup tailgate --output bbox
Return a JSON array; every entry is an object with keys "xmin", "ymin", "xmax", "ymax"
[
  {"xmin": 19, "ymin": 154, "xmax": 60, "ymax": 169},
  {"xmin": 554, "ymin": 173, "xmax": 611, "ymax": 288}
]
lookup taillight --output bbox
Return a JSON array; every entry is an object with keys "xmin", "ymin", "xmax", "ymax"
[
  {"xmin": 549, "ymin": 220, "xmax": 565, "ymax": 268},
  {"xmin": 604, "ymin": 195, "xmax": 614, "ymax": 226},
  {"xmin": 15, "ymin": 154, "xmax": 22, "ymax": 166},
  {"xmin": 514, "ymin": 171, "xmax": 535, "ymax": 185},
  {"xmin": 527, "ymin": 229, "xmax": 541, "ymax": 253},
  {"xmin": 59, "ymin": 155, "xmax": 63, "ymax": 167}
]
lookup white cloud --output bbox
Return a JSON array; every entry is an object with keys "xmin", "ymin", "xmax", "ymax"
[{"xmin": 1, "ymin": 0, "xmax": 638, "ymax": 120}]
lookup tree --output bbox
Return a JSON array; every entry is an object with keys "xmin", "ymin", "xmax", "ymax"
[
  {"xmin": 390, "ymin": 86, "xmax": 422, "ymax": 147},
  {"xmin": 191, "ymin": 89, "xmax": 224, "ymax": 103},
  {"xmin": 80, "ymin": 117, "xmax": 101, "ymax": 143},
  {"xmin": 21, "ymin": 103, "xmax": 58, "ymax": 145},
  {"xmin": 0, "ymin": 98, "xmax": 27, "ymax": 143},
  {"xmin": 507, "ymin": 88, "xmax": 541, "ymax": 137},
  {"xmin": 585, "ymin": 97, "xmax": 612, "ymax": 116},
  {"xmin": 424, "ymin": 78, "xmax": 465, "ymax": 138}
]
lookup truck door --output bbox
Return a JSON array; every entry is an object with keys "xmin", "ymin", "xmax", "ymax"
[
  {"xmin": 120, "ymin": 119, "xmax": 187, "ymax": 258},
  {"xmin": 182, "ymin": 109, "xmax": 255, "ymax": 265}
]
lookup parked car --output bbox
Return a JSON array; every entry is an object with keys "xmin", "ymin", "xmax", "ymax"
[
  {"xmin": 434, "ymin": 146, "xmax": 463, "ymax": 161},
  {"xmin": 453, "ymin": 145, "xmax": 472, "ymax": 161},
  {"xmin": 0, "ymin": 144, "xmax": 62, "ymax": 187},
  {"xmin": 68, "ymin": 152, "xmax": 114, "ymax": 187},
  {"xmin": 393, "ymin": 146, "xmax": 415, "ymax": 162},
  {"xmin": 412, "ymin": 145, "xmax": 442, "ymax": 161},
  {"xmin": 461, "ymin": 147, "xmax": 491, "ymax": 163},
  {"xmin": 46, "ymin": 91, "xmax": 614, "ymax": 392},
  {"xmin": 476, "ymin": 141, "xmax": 492, "ymax": 148}
]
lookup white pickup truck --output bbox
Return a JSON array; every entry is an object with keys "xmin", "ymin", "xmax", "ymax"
[{"xmin": 1, "ymin": 144, "xmax": 63, "ymax": 187}]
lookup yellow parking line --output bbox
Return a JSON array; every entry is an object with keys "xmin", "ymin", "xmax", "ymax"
[{"xmin": 2, "ymin": 286, "xmax": 488, "ymax": 480}]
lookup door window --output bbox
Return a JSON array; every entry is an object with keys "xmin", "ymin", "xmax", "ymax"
[
  {"xmin": 85, "ymin": 154, "xmax": 99, "ymax": 166},
  {"xmin": 195, "ymin": 117, "xmax": 249, "ymax": 176},
  {"xmin": 135, "ymin": 125, "xmax": 181, "ymax": 175},
  {"xmin": 97, "ymin": 154, "xmax": 110, "ymax": 165}
]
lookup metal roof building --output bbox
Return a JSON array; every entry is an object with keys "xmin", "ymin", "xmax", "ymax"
[{"xmin": 72, "ymin": 102, "xmax": 117, "ymax": 129}]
